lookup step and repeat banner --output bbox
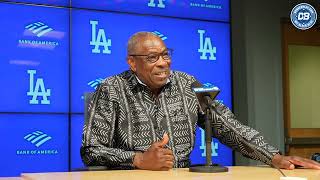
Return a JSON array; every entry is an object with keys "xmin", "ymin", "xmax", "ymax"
[{"xmin": 0, "ymin": 0, "xmax": 231, "ymax": 177}]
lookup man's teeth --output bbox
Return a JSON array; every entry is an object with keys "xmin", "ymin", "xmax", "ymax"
[{"xmin": 156, "ymin": 72, "xmax": 166, "ymax": 75}]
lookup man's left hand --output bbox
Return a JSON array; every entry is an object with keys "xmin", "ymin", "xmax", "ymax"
[{"xmin": 272, "ymin": 154, "xmax": 320, "ymax": 170}]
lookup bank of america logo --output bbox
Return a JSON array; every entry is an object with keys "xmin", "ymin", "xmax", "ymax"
[
  {"xmin": 24, "ymin": 131, "xmax": 52, "ymax": 147},
  {"xmin": 25, "ymin": 22, "xmax": 53, "ymax": 37},
  {"xmin": 152, "ymin": 31, "xmax": 167, "ymax": 40},
  {"xmin": 88, "ymin": 78, "xmax": 104, "ymax": 89},
  {"xmin": 203, "ymin": 83, "xmax": 214, "ymax": 87}
]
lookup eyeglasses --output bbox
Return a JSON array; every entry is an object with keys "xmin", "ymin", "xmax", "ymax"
[{"xmin": 129, "ymin": 48, "xmax": 173, "ymax": 63}]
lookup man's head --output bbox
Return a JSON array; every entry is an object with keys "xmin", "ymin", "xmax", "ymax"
[{"xmin": 127, "ymin": 32, "xmax": 172, "ymax": 94}]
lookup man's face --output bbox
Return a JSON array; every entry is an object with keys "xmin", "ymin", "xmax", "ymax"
[{"xmin": 128, "ymin": 36, "xmax": 171, "ymax": 92}]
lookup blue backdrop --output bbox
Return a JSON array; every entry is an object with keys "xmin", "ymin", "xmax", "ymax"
[{"xmin": 0, "ymin": 0, "xmax": 231, "ymax": 177}]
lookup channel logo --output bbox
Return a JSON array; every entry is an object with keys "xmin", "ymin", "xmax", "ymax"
[
  {"xmin": 290, "ymin": 3, "xmax": 317, "ymax": 30},
  {"xmin": 152, "ymin": 31, "xmax": 167, "ymax": 40},
  {"xmin": 24, "ymin": 131, "xmax": 52, "ymax": 147},
  {"xmin": 25, "ymin": 22, "xmax": 53, "ymax": 37}
]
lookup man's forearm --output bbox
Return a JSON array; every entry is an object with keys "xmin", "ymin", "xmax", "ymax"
[
  {"xmin": 210, "ymin": 101, "xmax": 280, "ymax": 165},
  {"xmin": 81, "ymin": 146, "xmax": 136, "ymax": 169}
]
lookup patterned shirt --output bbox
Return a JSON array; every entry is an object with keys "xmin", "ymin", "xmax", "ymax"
[{"xmin": 81, "ymin": 70, "xmax": 279, "ymax": 169}]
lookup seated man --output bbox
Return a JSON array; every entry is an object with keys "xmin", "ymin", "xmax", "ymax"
[{"xmin": 81, "ymin": 32, "xmax": 320, "ymax": 171}]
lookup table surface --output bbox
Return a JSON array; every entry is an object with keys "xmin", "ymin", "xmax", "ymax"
[{"xmin": 18, "ymin": 166, "xmax": 320, "ymax": 180}]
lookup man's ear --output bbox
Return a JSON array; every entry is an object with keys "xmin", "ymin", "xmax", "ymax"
[{"xmin": 127, "ymin": 56, "xmax": 136, "ymax": 72}]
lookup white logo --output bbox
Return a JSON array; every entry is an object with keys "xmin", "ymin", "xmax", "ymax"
[
  {"xmin": 148, "ymin": 0, "xmax": 165, "ymax": 8},
  {"xmin": 152, "ymin": 31, "xmax": 168, "ymax": 40},
  {"xmin": 200, "ymin": 129, "xmax": 218, "ymax": 157},
  {"xmin": 24, "ymin": 131, "xmax": 52, "ymax": 147},
  {"xmin": 19, "ymin": 21, "xmax": 59, "ymax": 49},
  {"xmin": 90, "ymin": 20, "xmax": 112, "ymax": 54},
  {"xmin": 88, "ymin": 78, "xmax": 104, "ymax": 90},
  {"xmin": 198, "ymin": 30, "xmax": 216, "ymax": 60},
  {"xmin": 27, "ymin": 70, "xmax": 51, "ymax": 105},
  {"xmin": 25, "ymin": 22, "xmax": 53, "ymax": 37},
  {"xmin": 290, "ymin": 3, "xmax": 317, "ymax": 30}
]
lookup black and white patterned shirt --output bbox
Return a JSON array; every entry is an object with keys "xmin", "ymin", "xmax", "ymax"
[{"xmin": 81, "ymin": 70, "xmax": 279, "ymax": 169}]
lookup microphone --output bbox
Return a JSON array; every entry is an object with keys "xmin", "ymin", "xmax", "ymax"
[
  {"xmin": 191, "ymin": 81, "xmax": 220, "ymax": 114},
  {"xmin": 191, "ymin": 81, "xmax": 286, "ymax": 175},
  {"xmin": 189, "ymin": 81, "xmax": 227, "ymax": 173}
]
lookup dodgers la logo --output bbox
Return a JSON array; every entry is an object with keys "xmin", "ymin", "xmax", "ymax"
[
  {"xmin": 200, "ymin": 129, "xmax": 218, "ymax": 157},
  {"xmin": 148, "ymin": 0, "xmax": 165, "ymax": 8},
  {"xmin": 90, "ymin": 20, "xmax": 112, "ymax": 54},
  {"xmin": 27, "ymin": 70, "xmax": 51, "ymax": 105},
  {"xmin": 198, "ymin": 30, "xmax": 216, "ymax": 60}
]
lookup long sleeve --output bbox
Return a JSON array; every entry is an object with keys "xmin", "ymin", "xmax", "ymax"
[
  {"xmin": 80, "ymin": 85, "xmax": 135, "ymax": 169},
  {"xmin": 199, "ymin": 101, "xmax": 280, "ymax": 165}
]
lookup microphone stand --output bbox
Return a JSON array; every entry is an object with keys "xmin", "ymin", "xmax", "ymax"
[{"xmin": 189, "ymin": 97, "xmax": 228, "ymax": 173}]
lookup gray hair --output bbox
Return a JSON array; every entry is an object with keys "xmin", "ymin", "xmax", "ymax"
[{"xmin": 127, "ymin": 31, "xmax": 159, "ymax": 55}]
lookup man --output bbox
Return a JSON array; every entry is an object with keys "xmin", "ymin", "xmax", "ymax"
[{"xmin": 81, "ymin": 32, "xmax": 320, "ymax": 171}]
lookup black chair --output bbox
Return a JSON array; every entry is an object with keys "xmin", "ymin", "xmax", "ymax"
[{"xmin": 72, "ymin": 92, "xmax": 110, "ymax": 172}]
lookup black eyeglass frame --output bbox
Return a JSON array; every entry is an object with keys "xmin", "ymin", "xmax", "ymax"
[{"xmin": 129, "ymin": 48, "xmax": 173, "ymax": 63}]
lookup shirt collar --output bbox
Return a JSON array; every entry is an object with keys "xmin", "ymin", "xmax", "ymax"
[
  {"xmin": 126, "ymin": 70, "xmax": 173, "ymax": 90},
  {"xmin": 135, "ymin": 74, "xmax": 171, "ymax": 86}
]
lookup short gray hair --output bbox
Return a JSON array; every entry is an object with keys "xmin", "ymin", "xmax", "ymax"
[{"xmin": 127, "ymin": 31, "xmax": 159, "ymax": 55}]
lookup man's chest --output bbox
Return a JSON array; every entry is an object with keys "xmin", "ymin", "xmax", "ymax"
[{"xmin": 116, "ymin": 88, "xmax": 198, "ymax": 152}]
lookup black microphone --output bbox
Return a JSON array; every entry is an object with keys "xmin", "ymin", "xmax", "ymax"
[
  {"xmin": 312, "ymin": 153, "xmax": 320, "ymax": 163},
  {"xmin": 189, "ymin": 81, "xmax": 228, "ymax": 173},
  {"xmin": 191, "ymin": 81, "xmax": 220, "ymax": 114}
]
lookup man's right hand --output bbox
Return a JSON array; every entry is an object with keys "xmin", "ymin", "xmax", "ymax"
[{"xmin": 133, "ymin": 133, "xmax": 174, "ymax": 171}]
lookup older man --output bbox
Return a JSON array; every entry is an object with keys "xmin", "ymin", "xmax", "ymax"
[{"xmin": 81, "ymin": 32, "xmax": 320, "ymax": 171}]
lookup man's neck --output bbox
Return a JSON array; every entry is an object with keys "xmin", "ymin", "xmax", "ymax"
[{"xmin": 134, "ymin": 74, "xmax": 163, "ymax": 96}]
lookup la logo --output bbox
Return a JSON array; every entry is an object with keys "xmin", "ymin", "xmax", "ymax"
[
  {"xmin": 148, "ymin": 0, "xmax": 165, "ymax": 8},
  {"xmin": 200, "ymin": 129, "xmax": 218, "ymax": 157},
  {"xmin": 198, "ymin": 29, "xmax": 216, "ymax": 60},
  {"xmin": 27, "ymin": 70, "xmax": 51, "ymax": 105},
  {"xmin": 90, "ymin": 20, "xmax": 112, "ymax": 54}
]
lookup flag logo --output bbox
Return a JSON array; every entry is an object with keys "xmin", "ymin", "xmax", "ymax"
[
  {"xmin": 24, "ymin": 131, "xmax": 52, "ymax": 147},
  {"xmin": 25, "ymin": 22, "xmax": 53, "ymax": 37}
]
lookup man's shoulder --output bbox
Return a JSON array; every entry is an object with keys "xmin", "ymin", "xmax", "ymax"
[
  {"xmin": 100, "ymin": 70, "xmax": 131, "ymax": 87},
  {"xmin": 171, "ymin": 70, "xmax": 196, "ymax": 82}
]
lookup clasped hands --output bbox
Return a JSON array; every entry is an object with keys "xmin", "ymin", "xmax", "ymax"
[{"xmin": 133, "ymin": 133, "xmax": 174, "ymax": 171}]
